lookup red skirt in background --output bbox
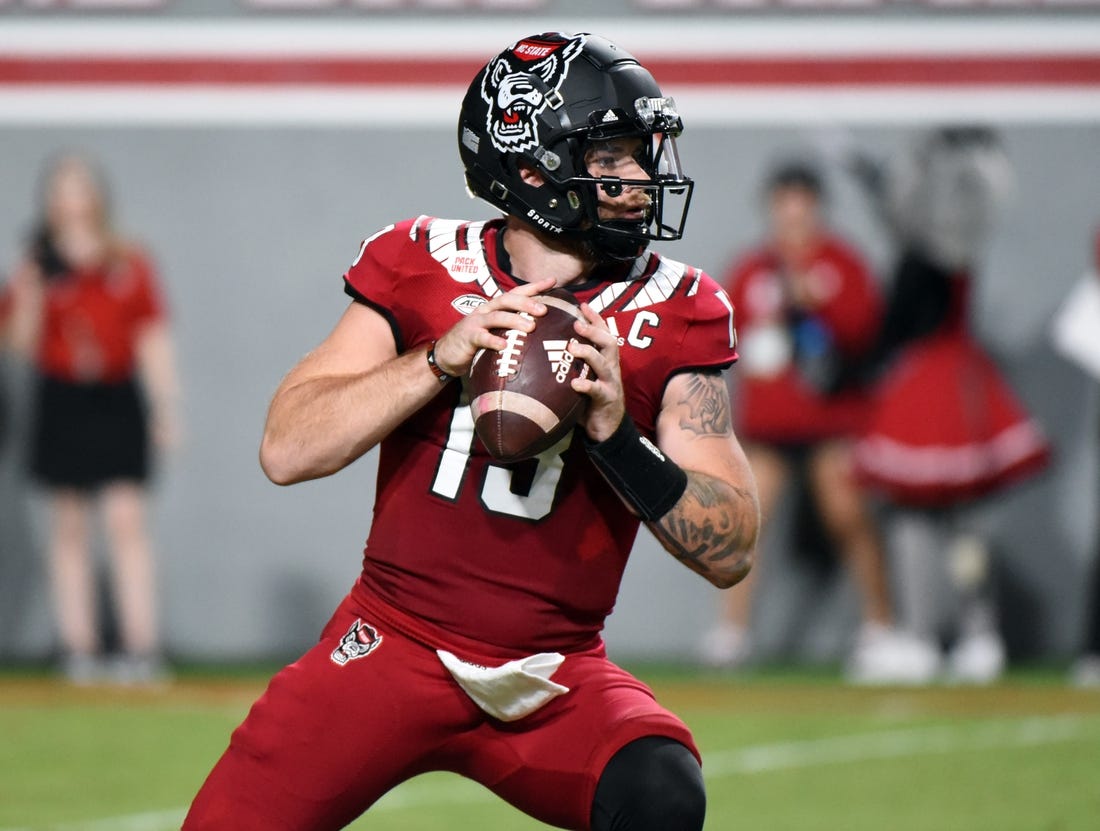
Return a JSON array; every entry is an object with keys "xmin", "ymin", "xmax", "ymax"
[{"xmin": 853, "ymin": 332, "xmax": 1050, "ymax": 507}]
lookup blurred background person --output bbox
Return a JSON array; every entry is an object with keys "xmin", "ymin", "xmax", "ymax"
[
  {"xmin": 0, "ymin": 295, "xmax": 8, "ymax": 451},
  {"xmin": 850, "ymin": 127, "xmax": 1051, "ymax": 683},
  {"xmin": 1073, "ymin": 549, "xmax": 1100, "ymax": 688},
  {"xmin": 699, "ymin": 160, "xmax": 933, "ymax": 683},
  {"xmin": 0, "ymin": 153, "xmax": 180, "ymax": 685},
  {"xmin": 1050, "ymin": 227, "xmax": 1100, "ymax": 689}
]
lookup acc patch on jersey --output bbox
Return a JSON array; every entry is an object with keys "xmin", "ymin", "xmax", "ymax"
[
  {"xmin": 330, "ymin": 619, "xmax": 383, "ymax": 666},
  {"xmin": 451, "ymin": 293, "xmax": 487, "ymax": 315}
]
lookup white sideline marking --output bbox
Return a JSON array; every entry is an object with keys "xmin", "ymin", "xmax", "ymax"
[
  {"xmin": 4, "ymin": 715, "xmax": 1094, "ymax": 830},
  {"xmin": 703, "ymin": 714, "xmax": 1093, "ymax": 778}
]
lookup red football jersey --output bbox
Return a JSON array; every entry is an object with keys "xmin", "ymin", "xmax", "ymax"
[{"xmin": 343, "ymin": 216, "xmax": 738, "ymax": 653}]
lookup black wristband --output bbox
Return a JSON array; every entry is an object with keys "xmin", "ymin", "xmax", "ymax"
[
  {"xmin": 426, "ymin": 341, "xmax": 457, "ymax": 384},
  {"xmin": 585, "ymin": 414, "xmax": 688, "ymax": 522}
]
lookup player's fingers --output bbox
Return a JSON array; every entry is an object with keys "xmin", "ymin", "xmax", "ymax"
[
  {"xmin": 436, "ymin": 311, "xmax": 527, "ymax": 372},
  {"xmin": 518, "ymin": 277, "xmax": 557, "ymax": 296},
  {"xmin": 574, "ymin": 306, "xmax": 620, "ymax": 355},
  {"xmin": 571, "ymin": 376, "xmax": 595, "ymax": 397},
  {"xmin": 482, "ymin": 277, "xmax": 553, "ymax": 304},
  {"xmin": 566, "ymin": 339, "xmax": 604, "ymax": 369},
  {"xmin": 573, "ymin": 318, "xmax": 617, "ymax": 352},
  {"xmin": 577, "ymin": 302, "xmax": 607, "ymax": 328},
  {"xmin": 482, "ymin": 278, "xmax": 555, "ymax": 314},
  {"xmin": 569, "ymin": 329, "xmax": 621, "ymax": 390},
  {"xmin": 571, "ymin": 376, "xmax": 618, "ymax": 410},
  {"xmin": 571, "ymin": 375, "xmax": 608, "ymax": 400},
  {"xmin": 474, "ymin": 309, "xmax": 537, "ymax": 334},
  {"xmin": 482, "ymin": 293, "xmax": 546, "ymax": 319},
  {"xmin": 472, "ymin": 330, "xmax": 510, "ymax": 352},
  {"xmin": 570, "ymin": 355, "xmax": 622, "ymax": 409}
]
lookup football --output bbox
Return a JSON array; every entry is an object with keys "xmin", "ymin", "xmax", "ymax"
[{"xmin": 467, "ymin": 287, "xmax": 592, "ymax": 463}]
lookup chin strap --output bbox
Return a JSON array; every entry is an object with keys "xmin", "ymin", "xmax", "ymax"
[{"xmin": 590, "ymin": 225, "xmax": 650, "ymax": 262}]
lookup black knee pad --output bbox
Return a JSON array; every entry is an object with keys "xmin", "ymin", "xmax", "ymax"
[{"xmin": 590, "ymin": 736, "xmax": 706, "ymax": 831}]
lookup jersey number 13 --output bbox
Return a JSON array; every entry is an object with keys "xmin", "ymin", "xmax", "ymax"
[{"xmin": 429, "ymin": 397, "xmax": 571, "ymax": 521}]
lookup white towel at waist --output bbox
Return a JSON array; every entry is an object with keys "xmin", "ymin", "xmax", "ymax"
[{"xmin": 436, "ymin": 649, "xmax": 571, "ymax": 722}]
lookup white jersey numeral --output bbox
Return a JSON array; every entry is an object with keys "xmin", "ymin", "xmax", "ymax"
[
  {"xmin": 431, "ymin": 398, "xmax": 477, "ymax": 501},
  {"xmin": 480, "ymin": 433, "xmax": 572, "ymax": 521},
  {"xmin": 430, "ymin": 397, "xmax": 571, "ymax": 521}
]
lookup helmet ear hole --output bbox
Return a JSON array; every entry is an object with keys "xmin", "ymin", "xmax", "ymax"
[{"xmin": 515, "ymin": 157, "xmax": 546, "ymax": 188}]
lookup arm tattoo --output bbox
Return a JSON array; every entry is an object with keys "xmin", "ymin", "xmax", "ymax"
[
  {"xmin": 650, "ymin": 471, "xmax": 756, "ymax": 585},
  {"xmin": 676, "ymin": 372, "xmax": 732, "ymax": 437}
]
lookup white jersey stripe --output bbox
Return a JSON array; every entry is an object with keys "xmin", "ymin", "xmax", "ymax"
[{"xmin": 415, "ymin": 217, "xmax": 502, "ymax": 299}]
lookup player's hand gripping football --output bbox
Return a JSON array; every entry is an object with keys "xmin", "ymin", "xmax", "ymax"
[
  {"xmin": 431, "ymin": 277, "xmax": 556, "ymax": 378},
  {"xmin": 567, "ymin": 303, "xmax": 626, "ymax": 443}
]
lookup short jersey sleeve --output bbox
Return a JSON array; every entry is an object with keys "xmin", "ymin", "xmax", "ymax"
[
  {"xmin": 341, "ymin": 217, "xmax": 487, "ymax": 355},
  {"xmin": 342, "ymin": 220, "xmax": 415, "ymax": 352},
  {"xmin": 672, "ymin": 272, "xmax": 739, "ymax": 378}
]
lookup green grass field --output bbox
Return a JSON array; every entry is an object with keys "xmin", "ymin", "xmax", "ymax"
[{"xmin": 2, "ymin": 666, "xmax": 1099, "ymax": 830}]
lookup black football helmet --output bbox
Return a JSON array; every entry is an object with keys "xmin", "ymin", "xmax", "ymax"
[{"xmin": 458, "ymin": 32, "xmax": 694, "ymax": 262}]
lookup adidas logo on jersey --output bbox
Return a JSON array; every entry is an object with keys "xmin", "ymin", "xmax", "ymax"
[{"xmin": 543, "ymin": 339, "xmax": 578, "ymax": 383}]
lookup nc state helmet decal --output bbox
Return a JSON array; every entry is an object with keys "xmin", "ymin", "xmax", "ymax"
[{"xmin": 480, "ymin": 34, "xmax": 586, "ymax": 154}]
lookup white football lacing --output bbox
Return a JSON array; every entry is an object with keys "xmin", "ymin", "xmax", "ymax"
[{"xmin": 495, "ymin": 313, "xmax": 531, "ymax": 377}]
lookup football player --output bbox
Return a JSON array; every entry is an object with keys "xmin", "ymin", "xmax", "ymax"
[{"xmin": 184, "ymin": 32, "xmax": 759, "ymax": 831}]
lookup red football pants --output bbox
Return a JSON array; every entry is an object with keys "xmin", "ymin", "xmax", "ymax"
[{"xmin": 183, "ymin": 589, "xmax": 698, "ymax": 830}]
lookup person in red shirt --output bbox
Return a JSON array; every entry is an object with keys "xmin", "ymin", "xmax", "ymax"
[
  {"xmin": 184, "ymin": 32, "xmax": 759, "ymax": 831},
  {"xmin": 699, "ymin": 162, "xmax": 936, "ymax": 683},
  {"xmin": 1, "ymin": 154, "xmax": 180, "ymax": 684}
]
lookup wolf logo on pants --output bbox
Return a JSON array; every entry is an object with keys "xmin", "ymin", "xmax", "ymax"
[{"xmin": 331, "ymin": 619, "xmax": 383, "ymax": 666}]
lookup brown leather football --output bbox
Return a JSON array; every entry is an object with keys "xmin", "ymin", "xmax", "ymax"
[{"xmin": 467, "ymin": 288, "xmax": 591, "ymax": 463}]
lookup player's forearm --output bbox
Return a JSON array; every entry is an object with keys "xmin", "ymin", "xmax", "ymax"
[
  {"xmin": 647, "ymin": 470, "xmax": 759, "ymax": 589},
  {"xmin": 260, "ymin": 346, "xmax": 443, "ymax": 485}
]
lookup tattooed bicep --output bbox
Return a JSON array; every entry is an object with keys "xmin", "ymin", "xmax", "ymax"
[{"xmin": 669, "ymin": 370, "xmax": 732, "ymax": 437}]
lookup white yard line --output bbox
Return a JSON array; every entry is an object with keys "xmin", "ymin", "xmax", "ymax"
[
  {"xmin": 4, "ymin": 714, "xmax": 1095, "ymax": 831},
  {"xmin": 703, "ymin": 714, "xmax": 1093, "ymax": 778}
]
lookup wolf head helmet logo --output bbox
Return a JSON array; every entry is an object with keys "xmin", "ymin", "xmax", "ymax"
[{"xmin": 480, "ymin": 35, "xmax": 585, "ymax": 154}]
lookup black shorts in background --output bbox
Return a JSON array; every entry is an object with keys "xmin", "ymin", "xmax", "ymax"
[{"xmin": 31, "ymin": 374, "xmax": 149, "ymax": 490}]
